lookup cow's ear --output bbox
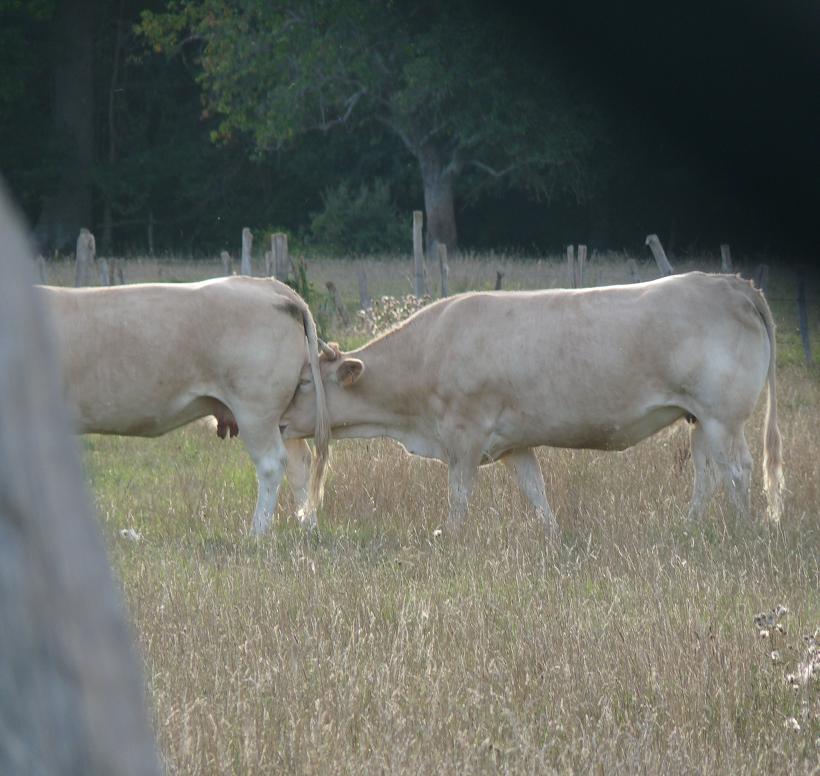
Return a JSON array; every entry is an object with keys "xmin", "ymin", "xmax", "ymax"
[{"xmin": 336, "ymin": 358, "xmax": 364, "ymax": 387}]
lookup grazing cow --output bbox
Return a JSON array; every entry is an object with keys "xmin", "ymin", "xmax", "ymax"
[
  {"xmin": 38, "ymin": 277, "xmax": 329, "ymax": 534},
  {"xmin": 281, "ymin": 272, "xmax": 783, "ymax": 534}
]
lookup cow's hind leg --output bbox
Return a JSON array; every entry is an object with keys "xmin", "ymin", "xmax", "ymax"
[
  {"xmin": 699, "ymin": 419, "xmax": 753, "ymax": 517},
  {"xmin": 502, "ymin": 448, "xmax": 558, "ymax": 537},
  {"xmin": 446, "ymin": 452, "xmax": 481, "ymax": 532},
  {"xmin": 238, "ymin": 421, "xmax": 289, "ymax": 536},
  {"xmin": 687, "ymin": 421, "xmax": 717, "ymax": 519},
  {"xmin": 284, "ymin": 438, "xmax": 318, "ymax": 531}
]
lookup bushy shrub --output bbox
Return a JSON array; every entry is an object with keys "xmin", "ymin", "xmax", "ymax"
[
  {"xmin": 307, "ymin": 180, "xmax": 406, "ymax": 255},
  {"xmin": 353, "ymin": 294, "xmax": 432, "ymax": 337}
]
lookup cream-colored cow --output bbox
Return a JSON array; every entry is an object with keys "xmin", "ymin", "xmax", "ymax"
[
  {"xmin": 39, "ymin": 277, "xmax": 329, "ymax": 534},
  {"xmin": 281, "ymin": 272, "xmax": 783, "ymax": 533}
]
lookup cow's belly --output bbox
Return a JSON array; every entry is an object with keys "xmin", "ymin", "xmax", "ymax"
[
  {"xmin": 72, "ymin": 394, "xmax": 225, "ymax": 438},
  {"xmin": 481, "ymin": 403, "xmax": 687, "ymax": 457}
]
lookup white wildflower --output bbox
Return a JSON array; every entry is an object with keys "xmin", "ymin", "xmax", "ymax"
[{"xmin": 119, "ymin": 528, "xmax": 142, "ymax": 543}]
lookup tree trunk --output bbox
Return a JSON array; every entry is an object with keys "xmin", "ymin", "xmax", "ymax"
[
  {"xmin": 417, "ymin": 145, "xmax": 458, "ymax": 253},
  {"xmin": 34, "ymin": 0, "xmax": 96, "ymax": 252}
]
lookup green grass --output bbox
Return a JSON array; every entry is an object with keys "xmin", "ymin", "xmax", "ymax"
[{"xmin": 76, "ymin": 254, "xmax": 820, "ymax": 774}]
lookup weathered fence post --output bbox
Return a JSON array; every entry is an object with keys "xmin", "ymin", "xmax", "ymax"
[
  {"xmin": 797, "ymin": 270, "xmax": 812, "ymax": 365},
  {"xmin": 74, "ymin": 228, "xmax": 95, "ymax": 287},
  {"xmin": 566, "ymin": 245, "xmax": 576, "ymax": 288},
  {"xmin": 754, "ymin": 263, "xmax": 769, "ymax": 295},
  {"xmin": 326, "ymin": 281, "xmax": 350, "ymax": 326},
  {"xmin": 35, "ymin": 254, "xmax": 48, "ymax": 284},
  {"xmin": 98, "ymin": 256, "xmax": 111, "ymax": 286},
  {"xmin": 357, "ymin": 266, "xmax": 371, "ymax": 310},
  {"xmin": 221, "ymin": 250, "xmax": 233, "ymax": 276},
  {"xmin": 413, "ymin": 210, "xmax": 427, "ymax": 297},
  {"xmin": 240, "ymin": 227, "xmax": 253, "ymax": 276},
  {"xmin": 495, "ymin": 270, "xmax": 505, "ymax": 290},
  {"xmin": 645, "ymin": 234, "xmax": 674, "ymax": 276},
  {"xmin": 437, "ymin": 241, "xmax": 449, "ymax": 297},
  {"xmin": 720, "ymin": 244, "xmax": 733, "ymax": 273},
  {"xmin": 0, "ymin": 183, "xmax": 161, "ymax": 776},
  {"xmin": 273, "ymin": 232, "xmax": 289, "ymax": 282},
  {"xmin": 576, "ymin": 244, "xmax": 587, "ymax": 287}
]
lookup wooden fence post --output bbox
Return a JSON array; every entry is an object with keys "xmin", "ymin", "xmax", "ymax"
[
  {"xmin": 720, "ymin": 244, "xmax": 733, "ymax": 273},
  {"xmin": 797, "ymin": 271, "xmax": 812, "ymax": 365},
  {"xmin": 240, "ymin": 227, "xmax": 253, "ymax": 276},
  {"xmin": 74, "ymin": 228, "xmax": 95, "ymax": 287},
  {"xmin": 221, "ymin": 250, "xmax": 233, "ymax": 276},
  {"xmin": 645, "ymin": 234, "xmax": 674, "ymax": 276},
  {"xmin": 576, "ymin": 244, "xmax": 587, "ymax": 287},
  {"xmin": 35, "ymin": 254, "xmax": 48, "ymax": 284},
  {"xmin": 754, "ymin": 263, "xmax": 769, "ymax": 295},
  {"xmin": 413, "ymin": 210, "xmax": 427, "ymax": 297},
  {"xmin": 437, "ymin": 241, "xmax": 449, "ymax": 298},
  {"xmin": 566, "ymin": 245, "xmax": 576, "ymax": 288},
  {"xmin": 98, "ymin": 256, "xmax": 111, "ymax": 286},
  {"xmin": 357, "ymin": 266, "xmax": 371, "ymax": 310},
  {"xmin": 0, "ymin": 185, "xmax": 161, "ymax": 776},
  {"xmin": 273, "ymin": 233, "xmax": 289, "ymax": 282},
  {"xmin": 326, "ymin": 281, "xmax": 350, "ymax": 326}
]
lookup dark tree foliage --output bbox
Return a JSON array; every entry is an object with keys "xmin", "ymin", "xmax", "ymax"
[
  {"xmin": 1, "ymin": 0, "xmax": 815, "ymax": 257},
  {"xmin": 139, "ymin": 0, "xmax": 598, "ymax": 251},
  {"xmin": 0, "ymin": 2, "xmax": 60, "ymax": 219}
]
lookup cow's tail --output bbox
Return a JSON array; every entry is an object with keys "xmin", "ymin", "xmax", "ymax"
[
  {"xmin": 302, "ymin": 306, "xmax": 330, "ymax": 517},
  {"xmin": 745, "ymin": 280, "xmax": 784, "ymax": 521}
]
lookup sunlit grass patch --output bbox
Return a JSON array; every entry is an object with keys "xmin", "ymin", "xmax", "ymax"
[{"xmin": 73, "ymin": 255, "xmax": 820, "ymax": 774}]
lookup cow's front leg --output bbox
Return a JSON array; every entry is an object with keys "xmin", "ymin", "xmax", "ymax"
[
  {"xmin": 284, "ymin": 438, "xmax": 318, "ymax": 531},
  {"xmin": 446, "ymin": 452, "xmax": 480, "ymax": 532},
  {"xmin": 501, "ymin": 447, "xmax": 558, "ymax": 537},
  {"xmin": 240, "ymin": 423, "xmax": 289, "ymax": 536}
]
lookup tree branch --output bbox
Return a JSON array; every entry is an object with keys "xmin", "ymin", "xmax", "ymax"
[
  {"xmin": 376, "ymin": 115, "xmax": 420, "ymax": 155},
  {"xmin": 469, "ymin": 159, "xmax": 524, "ymax": 178},
  {"xmin": 315, "ymin": 87, "xmax": 366, "ymax": 131}
]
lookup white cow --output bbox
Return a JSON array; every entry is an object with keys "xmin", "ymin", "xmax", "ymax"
[
  {"xmin": 281, "ymin": 272, "xmax": 783, "ymax": 533},
  {"xmin": 39, "ymin": 276, "xmax": 329, "ymax": 534}
]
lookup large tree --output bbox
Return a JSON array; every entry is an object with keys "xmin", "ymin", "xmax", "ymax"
[{"xmin": 140, "ymin": 0, "xmax": 595, "ymax": 251}]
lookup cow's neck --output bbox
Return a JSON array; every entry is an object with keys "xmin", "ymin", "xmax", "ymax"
[{"xmin": 332, "ymin": 334, "xmax": 426, "ymax": 439}]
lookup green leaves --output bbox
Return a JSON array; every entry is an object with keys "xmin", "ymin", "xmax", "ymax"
[
  {"xmin": 308, "ymin": 180, "xmax": 405, "ymax": 255},
  {"xmin": 139, "ymin": 0, "xmax": 595, "ymax": 184},
  {"xmin": 136, "ymin": 0, "xmax": 600, "ymax": 247}
]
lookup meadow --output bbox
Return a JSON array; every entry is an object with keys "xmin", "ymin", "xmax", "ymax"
[{"xmin": 70, "ymin": 252, "xmax": 818, "ymax": 774}]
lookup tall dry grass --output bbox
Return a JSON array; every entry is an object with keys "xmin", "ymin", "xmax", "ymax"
[{"xmin": 75, "ymin": 254, "xmax": 818, "ymax": 773}]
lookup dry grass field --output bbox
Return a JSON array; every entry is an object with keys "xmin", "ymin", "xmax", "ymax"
[{"xmin": 69, "ymin": 253, "xmax": 818, "ymax": 774}]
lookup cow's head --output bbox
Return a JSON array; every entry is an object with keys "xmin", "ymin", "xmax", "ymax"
[{"xmin": 281, "ymin": 343, "xmax": 365, "ymax": 438}]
